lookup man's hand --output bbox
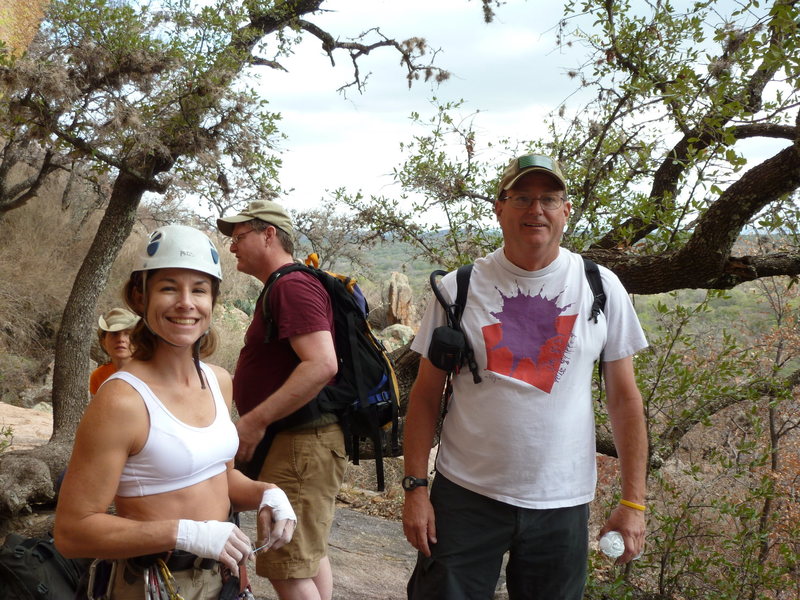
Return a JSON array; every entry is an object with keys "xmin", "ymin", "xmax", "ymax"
[
  {"xmin": 235, "ymin": 412, "xmax": 266, "ymax": 463},
  {"xmin": 402, "ymin": 489, "xmax": 437, "ymax": 557},
  {"xmin": 597, "ymin": 504, "xmax": 646, "ymax": 564}
]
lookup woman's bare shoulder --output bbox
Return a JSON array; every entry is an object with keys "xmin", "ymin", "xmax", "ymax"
[
  {"xmin": 202, "ymin": 363, "xmax": 231, "ymax": 388},
  {"xmin": 204, "ymin": 363, "xmax": 233, "ymax": 407},
  {"xmin": 85, "ymin": 376, "xmax": 147, "ymax": 422}
]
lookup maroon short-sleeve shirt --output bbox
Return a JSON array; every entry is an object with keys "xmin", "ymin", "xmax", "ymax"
[{"xmin": 232, "ymin": 267, "xmax": 334, "ymax": 416}]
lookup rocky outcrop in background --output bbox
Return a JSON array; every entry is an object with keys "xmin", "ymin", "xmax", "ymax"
[{"xmin": 385, "ymin": 272, "xmax": 415, "ymax": 327}]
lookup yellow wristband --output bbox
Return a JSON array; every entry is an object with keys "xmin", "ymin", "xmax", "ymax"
[{"xmin": 620, "ymin": 499, "xmax": 646, "ymax": 511}]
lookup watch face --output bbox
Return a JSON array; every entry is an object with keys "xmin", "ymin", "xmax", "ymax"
[{"xmin": 402, "ymin": 476, "xmax": 427, "ymax": 490}]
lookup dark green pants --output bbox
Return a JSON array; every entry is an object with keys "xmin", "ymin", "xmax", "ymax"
[{"xmin": 407, "ymin": 474, "xmax": 589, "ymax": 600}]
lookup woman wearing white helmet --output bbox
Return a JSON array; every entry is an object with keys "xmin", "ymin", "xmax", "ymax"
[{"xmin": 55, "ymin": 225, "xmax": 296, "ymax": 600}]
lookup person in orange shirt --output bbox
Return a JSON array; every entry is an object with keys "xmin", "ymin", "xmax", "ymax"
[{"xmin": 89, "ymin": 307, "xmax": 140, "ymax": 396}]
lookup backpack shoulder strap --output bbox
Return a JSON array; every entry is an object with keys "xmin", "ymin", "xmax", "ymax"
[
  {"xmin": 429, "ymin": 264, "xmax": 474, "ymax": 329},
  {"xmin": 582, "ymin": 257, "xmax": 606, "ymax": 323},
  {"xmin": 428, "ymin": 264, "xmax": 481, "ymax": 384},
  {"xmin": 582, "ymin": 256, "xmax": 607, "ymax": 391},
  {"xmin": 453, "ymin": 264, "xmax": 473, "ymax": 323},
  {"xmin": 454, "ymin": 264, "xmax": 481, "ymax": 383},
  {"xmin": 260, "ymin": 262, "xmax": 315, "ymax": 342}
]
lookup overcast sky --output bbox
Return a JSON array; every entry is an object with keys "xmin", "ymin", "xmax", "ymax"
[{"xmin": 255, "ymin": 0, "xmax": 580, "ymax": 214}]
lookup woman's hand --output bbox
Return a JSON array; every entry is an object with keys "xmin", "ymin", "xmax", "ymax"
[
  {"xmin": 255, "ymin": 487, "xmax": 297, "ymax": 552},
  {"xmin": 175, "ymin": 519, "xmax": 251, "ymax": 572}
]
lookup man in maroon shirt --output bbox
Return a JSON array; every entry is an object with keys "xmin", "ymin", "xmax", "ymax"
[{"xmin": 218, "ymin": 201, "xmax": 345, "ymax": 600}]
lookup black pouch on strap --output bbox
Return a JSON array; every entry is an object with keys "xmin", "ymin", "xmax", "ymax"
[{"xmin": 428, "ymin": 325, "xmax": 467, "ymax": 372}]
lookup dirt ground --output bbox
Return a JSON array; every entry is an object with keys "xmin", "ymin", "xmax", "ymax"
[
  {"xmin": 238, "ymin": 506, "xmax": 422, "ymax": 600},
  {"xmin": 0, "ymin": 401, "xmax": 53, "ymax": 451}
]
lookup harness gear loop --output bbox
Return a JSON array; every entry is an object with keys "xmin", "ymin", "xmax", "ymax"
[{"xmin": 157, "ymin": 559, "xmax": 185, "ymax": 600}]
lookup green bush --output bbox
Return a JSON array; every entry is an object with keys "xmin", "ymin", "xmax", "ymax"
[{"xmin": 0, "ymin": 425, "xmax": 12, "ymax": 454}]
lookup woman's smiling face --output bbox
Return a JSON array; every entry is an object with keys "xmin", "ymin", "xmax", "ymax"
[{"xmin": 145, "ymin": 268, "xmax": 214, "ymax": 347}]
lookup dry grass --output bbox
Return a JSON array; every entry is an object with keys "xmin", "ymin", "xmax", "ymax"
[
  {"xmin": 338, "ymin": 457, "xmax": 406, "ymax": 521},
  {"xmin": 0, "ymin": 198, "xmax": 84, "ymax": 349},
  {"xmin": 0, "ymin": 196, "xmax": 97, "ymax": 401},
  {"xmin": 208, "ymin": 303, "xmax": 250, "ymax": 373}
]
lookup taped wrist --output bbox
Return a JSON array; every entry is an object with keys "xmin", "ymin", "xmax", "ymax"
[
  {"xmin": 260, "ymin": 488, "xmax": 297, "ymax": 522},
  {"xmin": 175, "ymin": 519, "xmax": 234, "ymax": 560}
]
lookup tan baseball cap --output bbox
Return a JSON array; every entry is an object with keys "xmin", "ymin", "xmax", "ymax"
[
  {"xmin": 216, "ymin": 200, "xmax": 294, "ymax": 237},
  {"xmin": 497, "ymin": 154, "xmax": 567, "ymax": 198},
  {"xmin": 98, "ymin": 307, "xmax": 140, "ymax": 332}
]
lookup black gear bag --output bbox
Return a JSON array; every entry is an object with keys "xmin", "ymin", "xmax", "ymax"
[{"xmin": 0, "ymin": 533, "xmax": 91, "ymax": 600}]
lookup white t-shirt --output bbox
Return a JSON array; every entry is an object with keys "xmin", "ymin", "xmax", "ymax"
[{"xmin": 412, "ymin": 247, "xmax": 648, "ymax": 509}]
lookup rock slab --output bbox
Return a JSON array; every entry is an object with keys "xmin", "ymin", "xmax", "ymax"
[{"xmin": 238, "ymin": 507, "xmax": 417, "ymax": 600}]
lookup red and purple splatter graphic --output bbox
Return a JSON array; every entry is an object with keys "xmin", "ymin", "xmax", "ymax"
[{"xmin": 485, "ymin": 287, "xmax": 576, "ymax": 393}]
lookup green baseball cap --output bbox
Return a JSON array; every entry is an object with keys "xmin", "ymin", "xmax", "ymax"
[
  {"xmin": 497, "ymin": 154, "xmax": 567, "ymax": 198},
  {"xmin": 216, "ymin": 200, "xmax": 294, "ymax": 237}
]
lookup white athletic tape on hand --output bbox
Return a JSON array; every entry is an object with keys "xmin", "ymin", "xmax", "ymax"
[
  {"xmin": 260, "ymin": 488, "xmax": 297, "ymax": 522},
  {"xmin": 175, "ymin": 519, "xmax": 235, "ymax": 560}
]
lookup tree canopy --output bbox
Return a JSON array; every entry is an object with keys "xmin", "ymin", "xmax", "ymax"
[{"xmin": 347, "ymin": 0, "xmax": 800, "ymax": 294}]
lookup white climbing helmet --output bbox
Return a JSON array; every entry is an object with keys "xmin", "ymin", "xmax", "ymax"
[{"xmin": 136, "ymin": 224, "xmax": 222, "ymax": 281}]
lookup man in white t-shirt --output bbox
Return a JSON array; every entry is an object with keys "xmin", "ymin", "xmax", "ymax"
[{"xmin": 402, "ymin": 153, "xmax": 648, "ymax": 599}]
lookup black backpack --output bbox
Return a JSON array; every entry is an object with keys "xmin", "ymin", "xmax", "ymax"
[
  {"xmin": 247, "ymin": 258, "xmax": 401, "ymax": 492},
  {"xmin": 0, "ymin": 533, "xmax": 91, "ymax": 600},
  {"xmin": 428, "ymin": 257, "xmax": 607, "ymax": 382}
]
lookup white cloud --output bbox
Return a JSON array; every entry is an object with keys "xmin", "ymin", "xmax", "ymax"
[
  {"xmin": 252, "ymin": 0, "xmax": 579, "ymax": 216},
  {"xmin": 474, "ymin": 26, "xmax": 552, "ymax": 58}
]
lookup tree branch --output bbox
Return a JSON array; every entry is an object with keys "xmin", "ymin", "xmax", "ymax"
[
  {"xmin": 585, "ymin": 246, "xmax": 800, "ymax": 294},
  {"xmin": 679, "ymin": 144, "xmax": 800, "ymax": 273},
  {"xmin": 0, "ymin": 150, "xmax": 68, "ymax": 215},
  {"xmin": 731, "ymin": 122, "xmax": 797, "ymax": 141},
  {"xmin": 594, "ymin": 4, "xmax": 791, "ymax": 251},
  {"xmin": 295, "ymin": 20, "xmax": 450, "ymax": 93},
  {"xmin": 249, "ymin": 57, "xmax": 286, "ymax": 70}
]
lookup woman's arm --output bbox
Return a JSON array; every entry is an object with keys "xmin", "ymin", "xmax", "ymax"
[{"xmin": 54, "ymin": 380, "xmax": 180, "ymax": 559}]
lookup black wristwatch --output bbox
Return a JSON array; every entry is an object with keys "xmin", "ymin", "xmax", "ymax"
[{"xmin": 402, "ymin": 476, "xmax": 429, "ymax": 491}]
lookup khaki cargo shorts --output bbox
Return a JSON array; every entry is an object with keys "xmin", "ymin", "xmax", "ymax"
[{"xmin": 256, "ymin": 422, "xmax": 346, "ymax": 580}]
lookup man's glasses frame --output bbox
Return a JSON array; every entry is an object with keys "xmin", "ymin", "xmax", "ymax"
[
  {"xmin": 230, "ymin": 228, "xmax": 259, "ymax": 247},
  {"xmin": 500, "ymin": 194, "xmax": 565, "ymax": 211}
]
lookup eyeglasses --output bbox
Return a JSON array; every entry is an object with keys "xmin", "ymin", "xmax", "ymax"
[
  {"xmin": 230, "ymin": 228, "xmax": 258, "ymax": 247},
  {"xmin": 500, "ymin": 194, "xmax": 565, "ymax": 211}
]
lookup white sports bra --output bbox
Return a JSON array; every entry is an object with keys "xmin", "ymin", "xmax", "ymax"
[{"xmin": 110, "ymin": 363, "xmax": 238, "ymax": 497}]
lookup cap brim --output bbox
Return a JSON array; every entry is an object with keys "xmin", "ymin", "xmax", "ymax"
[
  {"xmin": 216, "ymin": 214, "xmax": 254, "ymax": 236},
  {"xmin": 104, "ymin": 324, "xmax": 135, "ymax": 332}
]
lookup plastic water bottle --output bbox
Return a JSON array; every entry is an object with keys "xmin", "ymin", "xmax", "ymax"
[{"xmin": 599, "ymin": 531, "xmax": 625, "ymax": 558}]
